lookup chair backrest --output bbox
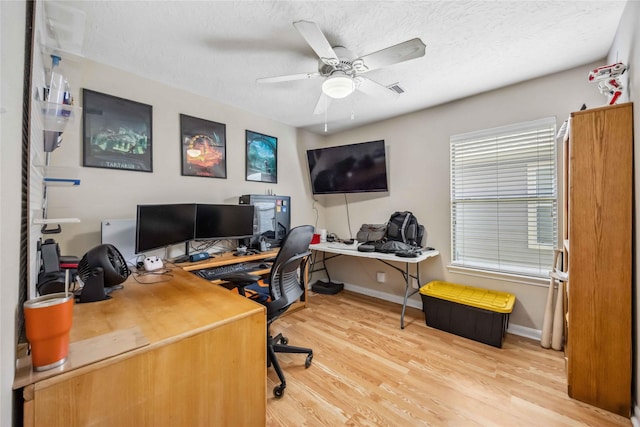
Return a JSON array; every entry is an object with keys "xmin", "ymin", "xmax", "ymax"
[{"xmin": 266, "ymin": 225, "xmax": 314, "ymax": 318}]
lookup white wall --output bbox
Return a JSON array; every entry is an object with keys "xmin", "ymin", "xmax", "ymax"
[
  {"xmin": 1, "ymin": 1, "xmax": 26, "ymax": 425},
  {"xmin": 300, "ymin": 62, "xmax": 606, "ymax": 331},
  {"xmin": 606, "ymin": 0, "xmax": 640, "ymax": 418},
  {"xmin": 48, "ymin": 60, "xmax": 320, "ymax": 258}
]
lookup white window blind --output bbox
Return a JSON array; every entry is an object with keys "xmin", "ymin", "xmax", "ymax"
[{"xmin": 450, "ymin": 117, "xmax": 557, "ymax": 278}]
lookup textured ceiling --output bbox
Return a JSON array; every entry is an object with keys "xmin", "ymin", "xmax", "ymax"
[{"xmin": 59, "ymin": 1, "xmax": 627, "ymax": 135}]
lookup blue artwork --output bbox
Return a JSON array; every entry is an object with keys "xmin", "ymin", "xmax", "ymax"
[{"xmin": 246, "ymin": 130, "xmax": 277, "ymax": 183}]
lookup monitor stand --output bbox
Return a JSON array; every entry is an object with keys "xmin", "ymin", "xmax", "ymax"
[{"xmin": 171, "ymin": 242, "xmax": 191, "ymax": 263}]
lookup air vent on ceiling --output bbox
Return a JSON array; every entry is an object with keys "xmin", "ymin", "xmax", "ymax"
[{"xmin": 387, "ymin": 83, "xmax": 405, "ymax": 94}]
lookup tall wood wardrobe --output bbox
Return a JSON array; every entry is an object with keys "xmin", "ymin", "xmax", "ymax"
[{"xmin": 563, "ymin": 102, "xmax": 633, "ymax": 416}]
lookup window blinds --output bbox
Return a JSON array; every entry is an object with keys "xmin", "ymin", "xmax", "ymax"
[{"xmin": 450, "ymin": 117, "xmax": 557, "ymax": 277}]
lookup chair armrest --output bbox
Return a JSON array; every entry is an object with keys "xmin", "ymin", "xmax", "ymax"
[{"xmin": 219, "ymin": 272, "xmax": 261, "ymax": 286}]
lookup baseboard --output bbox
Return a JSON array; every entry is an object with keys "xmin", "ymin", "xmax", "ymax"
[
  {"xmin": 631, "ymin": 403, "xmax": 639, "ymax": 427},
  {"xmin": 343, "ymin": 283, "xmax": 423, "ymax": 310},
  {"xmin": 506, "ymin": 324, "xmax": 541, "ymax": 341},
  {"xmin": 341, "ymin": 283, "xmax": 542, "ymax": 340}
]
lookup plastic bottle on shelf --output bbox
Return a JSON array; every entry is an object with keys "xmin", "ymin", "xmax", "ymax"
[
  {"xmin": 62, "ymin": 80, "xmax": 72, "ymax": 105},
  {"xmin": 47, "ymin": 54, "xmax": 65, "ymax": 105}
]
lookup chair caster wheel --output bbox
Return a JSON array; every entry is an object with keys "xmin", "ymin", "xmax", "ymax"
[
  {"xmin": 273, "ymin": 384, "xmax": 285, "ymax": 398},
  {"xmin": 280, "ymin": 337, "xmax": 289, "ymax": 345},
  {"xmin": 305, "ymin": 353, "xmax": 313, "ymax": 368}
]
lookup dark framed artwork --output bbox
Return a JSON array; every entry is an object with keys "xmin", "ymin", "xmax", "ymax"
[
  {"xmin": 82, "ymin": 89, "xmax": 152, "ymax": 172},
  {"xmin": 180, "ymin": 114, "xmax": 227, "ymax": 178},
  {"xmin": 245, "ymin": 130, "xmax": 277, "ymax": 183}
]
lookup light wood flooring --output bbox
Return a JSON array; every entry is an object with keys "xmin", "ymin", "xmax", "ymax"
[{"xmin": 265, "ymin": 290, "xmax": 631, "ymax": 427}]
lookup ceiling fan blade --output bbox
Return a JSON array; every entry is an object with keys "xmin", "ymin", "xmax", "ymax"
[
  {"xmin": 313, "ymin": 92, "xmax": 332, "ymax": 115},
  {"xmin": 355, "ymin": 77, "xmax": 399, "ymax": 99},
  {"xmin": 257, "ymin": 72, "xmax": 321, "ymax": 83},
  {"xmin": 293, "ymin": 20, "xmax": 340, "ymax": 67},
  {"xmin": 352, "ymin": 38, "xmax": 426, "ymax": 73}
]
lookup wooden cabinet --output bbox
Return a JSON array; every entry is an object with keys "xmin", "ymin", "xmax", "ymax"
[
  {"xmin": 15, "ymin": 268, "xmax": 267, "ymax": 426},
  {"xmin": 564, "ymin": 103, "xmax": 632, "ymax": 416}
]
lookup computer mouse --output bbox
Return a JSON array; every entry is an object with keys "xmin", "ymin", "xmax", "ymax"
[{"xmin": 259, "ymin": 263, "xmax": 270, "ymax": 269}]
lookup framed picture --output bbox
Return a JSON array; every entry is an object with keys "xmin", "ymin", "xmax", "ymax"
[
  {"xmin": 245, "ymin": 130, "xmax": 277, "ymax": 183},
  {"xmin": 180, "ymin": 114, "xmax": 227, "ymax": 178},
  {"xmin": 82, "ymin": 89, "xmax": 152, "ymax": 172}
]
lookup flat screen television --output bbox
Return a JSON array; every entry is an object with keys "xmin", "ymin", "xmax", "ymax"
[
  {"xmin": 306, "ymin": 140, "xmax": 389, "ymax": 194},
  {"xmin": 195, "ymin": 204, "xmax": 255, "ymax": 240},
  {"xmin": 135, "ymin": 204, "xmax": 196, "ymax": 253}
]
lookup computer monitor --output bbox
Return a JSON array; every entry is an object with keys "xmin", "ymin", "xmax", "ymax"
[
  {"xmin": 195, "ymin": 204, "xmax": 255, "ymax": 240},
  {"xmin": 135, "ymin": 204, "xmax": 196, "ymax": 253}
]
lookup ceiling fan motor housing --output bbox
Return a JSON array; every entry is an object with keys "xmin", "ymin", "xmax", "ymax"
[{"xmin": 319, "ymin": 46, "xmax": 356, "ymax": 76}]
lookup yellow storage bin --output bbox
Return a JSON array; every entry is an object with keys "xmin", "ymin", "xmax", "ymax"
[{"xmin": 419, "ymin": 281, "xmax": 515, "ymax": 348}]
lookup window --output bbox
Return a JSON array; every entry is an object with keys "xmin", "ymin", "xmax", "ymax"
[{"xmin": 450, "ymin": 117, "xmax": 557, "ymax": 278}]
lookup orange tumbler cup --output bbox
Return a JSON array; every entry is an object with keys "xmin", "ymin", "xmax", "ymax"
[{"xmin": 24, "ymin": 293, "xmax": 74, "ymax": 371}]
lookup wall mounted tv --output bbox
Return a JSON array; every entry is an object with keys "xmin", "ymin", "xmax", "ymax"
[
  {"xmin": 135, "ymin": 203, "xmax": 196, "ymax": 253},
  {"xmin": 306, "ymin": 140, "xmax": 389, "ymax": 195}
]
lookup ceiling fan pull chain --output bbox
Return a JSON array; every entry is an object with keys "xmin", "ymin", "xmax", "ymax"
[
  {"xmin": 351, "ymin": 95, "xmax": 355, "ymax": 120},
  {"xmin": 324, "ymin": 97, "xmax": 328, "ymax": 132}
]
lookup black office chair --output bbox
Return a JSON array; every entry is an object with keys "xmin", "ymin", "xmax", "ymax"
[{"xmin": 221, "ymin": 225, "xmax": 314, "ymax": 398}]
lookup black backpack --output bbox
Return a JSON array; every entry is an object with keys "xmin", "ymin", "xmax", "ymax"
[{"xmin": 385, "ymin": 211, "xmax": 425, "ymax": 247}]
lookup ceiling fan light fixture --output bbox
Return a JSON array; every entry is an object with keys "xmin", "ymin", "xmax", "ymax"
[{"xmin": 322, "ymin": 73, "xmax": 355, "ymax": 99}]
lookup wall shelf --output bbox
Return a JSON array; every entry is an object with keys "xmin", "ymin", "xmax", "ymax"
[
  {"xmin": 40, "ymin": 166, "xmax": 80, "ymax": 186},
  {"xmin": 27, "ymin": 0, "xmax": 86, "ymax": 297},
  {"xmin": 38, "ymin": 2, "xmax": 86, "ymax": 58},
  {"xmin": 33, "ymin": 218, "xmax": 80, "ymax": 225},
  {"xmin": 44, "ymin": 177, "xmax": 80, "ymax": 186},
  {"xmin": 37, "ymin": 100, "xmax": 80, "ymax": 133}
]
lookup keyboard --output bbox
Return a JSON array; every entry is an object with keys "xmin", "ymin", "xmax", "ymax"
[{"xmin": 193, "ymin": 262, "xmax": 267, "ymax": 281}]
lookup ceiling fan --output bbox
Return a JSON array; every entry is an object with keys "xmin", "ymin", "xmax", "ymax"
[{"xmin": 257, "ymin": 20, "xmax": 426, "ymax": 115}]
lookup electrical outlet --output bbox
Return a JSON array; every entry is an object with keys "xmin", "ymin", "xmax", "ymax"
[
  {"xmin": 376, "ymin": 272, "xmax": 386, "ymax": 283},
  {"xmin": 411, "ymin": 278, "xmax": 420, "ymax": 289}
]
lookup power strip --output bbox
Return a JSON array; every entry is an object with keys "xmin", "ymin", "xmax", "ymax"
[{"xmin": 189, "ymin": 253, "xmax": 210, "ymax": 262}]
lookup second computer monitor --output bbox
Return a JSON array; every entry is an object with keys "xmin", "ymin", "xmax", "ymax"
[{"xmin": 195, "ymin": 204, "xmax": 255, "ymax": 240}]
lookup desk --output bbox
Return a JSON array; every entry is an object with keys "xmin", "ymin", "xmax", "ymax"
[
  {"xmin": 310, "ymin": 242, "xmax": 440, "ymax": 329},
  {"xmin": 178, "ymin": 248, "xmax": 280, "ymax": 272},
  {"xmin": 14, "ymin": 267, "xmax": 266, "ymax": 426},
  {"xmin": 179, "ymin": 248, "xmax": 307, "ymax": 312}
]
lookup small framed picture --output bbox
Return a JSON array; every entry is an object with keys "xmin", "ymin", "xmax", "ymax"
[
  {"xmin": 245, "ymin": 130, "xmax": 277, "ymax": 183},
  {"xmin": 180, "ymin": 114, "xmax": 227, "ymax": 178},
  {"xmin": 82, "ymin": 89, "xmax": 153, "ymax": 172}
]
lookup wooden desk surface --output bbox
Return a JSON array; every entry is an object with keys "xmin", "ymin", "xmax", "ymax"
[
  {"xmin": 14, "ymin": 267, "xmax": 266, "ymax": 390},
  {"xmin": 70, "ymin": 266, "xmax": 264, "ymax": 344},
  {"xmin": 178, "ymin": 248, "xmax": 279, "ymax": 271}
]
